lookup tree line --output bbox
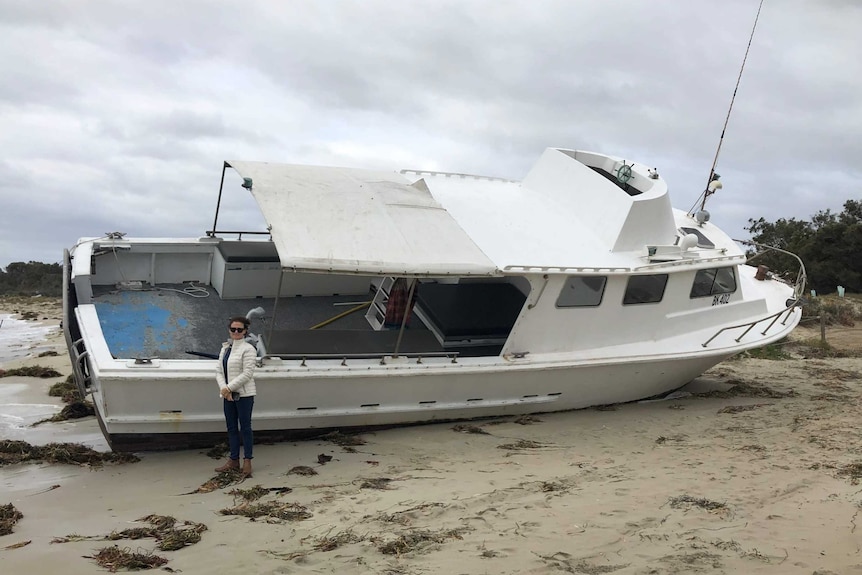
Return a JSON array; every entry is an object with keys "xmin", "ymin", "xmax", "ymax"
[
  {"xmin": 746, "ymin": 199, "xmax": 861, "ymax": 295},
  {"xmin": 0, "ymin": 261, "xmax": 63, "ymax": 297}
]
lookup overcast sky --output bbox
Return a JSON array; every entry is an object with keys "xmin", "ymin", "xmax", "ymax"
[{"xmin": 1, "ymin": 0, "xmax": 859, "ymax": 270}]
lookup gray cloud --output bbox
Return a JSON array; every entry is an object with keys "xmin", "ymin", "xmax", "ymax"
[{"xmin": 0, "ymin": 0, "xmax": 859, "ymax": 269}]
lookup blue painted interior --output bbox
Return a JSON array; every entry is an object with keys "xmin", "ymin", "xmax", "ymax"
[{"xmin": 95, "ymin": 292, "xmax": 188, "ymax": 358}]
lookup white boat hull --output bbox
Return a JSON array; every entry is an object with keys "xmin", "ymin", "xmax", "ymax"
[{"xmin": 89, "ymin": 347, "xmax": 749, "ymax": 451}]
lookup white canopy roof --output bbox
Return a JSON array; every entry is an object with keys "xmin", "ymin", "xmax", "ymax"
[{"xmin": 226, "ymin": 161, "xmax": 498, "ymax": 276}]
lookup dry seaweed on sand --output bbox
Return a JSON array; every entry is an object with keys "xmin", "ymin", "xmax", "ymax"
[
  {"xmin": 371, "ymin": 502, "xmax": 446, "ymax": 526},
  {"xmin": 0, "ymin": 365, "xmax": 62, "ymax": 378},
  {"xmin": 0, "ymin": 503, "xmax": 24, "ymax": 536},
  {"xmin": 360, "ymin": 477, "xmax": 392, "ymax": 490},
  {"xmin": 220, "ymin": 501, "xmax": 312, "ymax": 522},
  {"xmin": 836, "ymin": 462, "xmax": 862, "ymax": 484},
  {"xmin": 313, "ymin": 529, "xmax": 363, "ymax": 551},
  {"xmin": 374, "ymin": 527, "xmax": 469, "ymax": 555},
  {"xmin": 156, "ymin": 522, "xmax": 208, "ymax": 552},
  {"xmin": 228, "ymin": 485, "xmax": 269, "ymax": 502},
  {"xmin": 88, "ymin": 545, "xmax": 168, "ymax": 572},
  {"xmin": 94, "ymin": 515, "xmax": 206, "ymax": 552},
  {"xmin": 696, "ymin": 378, "xmax": 795, "ymax": 399},
  {"xmin": 717, "ymin": 403, "xmax": 772, "ymax": 414},
  {"xmin": 0, "ymin": 440, "xmax": 139, "ymax": 467},
  {"xmin": 54, "ymin": 522, "xmax": 202, "ymax": 550},
  {"xmin": 535, "ymin": 551, "xmax": 629, "ymax": 574},
  {"xmin": 498, "ymin": 439, "xmax": 544, "ymax": 450},
  {"xmin": 668, "ymin": 495, "xmax": 729, "ymax": 514},
  {"xmin": 287, "ymin": 465, "xmax": 318, "ymax": 476},
  {"xmin": 513, "ymin": 415, "xmax": 542, "ymax": 425},
  {"xmin": 52, "ymin": 533, "xmax": 101, "ymax": 544},
  {"xmin": 205, "ymin": 442, "xmax": 229, "ymax": 459},
  {"xmin": 4, "ymin": 539, "xmax": 30, "ymax": 549},
  {"xmin": 739, "ymin": 444, "xmax": 767, "ymax": 452},
  {"xmin": 539, "ymin": 480, "xmax": 570, "ymax": 492},
  {"xmin": 803, "ymin": 366, "xmax": 862, "ymax": 381},
  {"xmin": 452, "ymin": 424, "xmax": 490, "ymax": 435},
  {"xmin": 184, "ymin": 469, "xmax": 245, "ymax": 494},
  {"xmin": 655, "ymin": 434, "xmax": 688, "ymax": 444},
  {"xmin": 320, "ymin": 430, "xmax": 367, "ymax": 446}
]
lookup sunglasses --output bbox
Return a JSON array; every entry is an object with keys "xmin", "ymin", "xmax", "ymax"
[{"xmin": 229, "ymin": 327, "xmax": 246, "ymax": 333}]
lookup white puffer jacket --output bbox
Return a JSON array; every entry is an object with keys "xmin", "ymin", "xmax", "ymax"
[{"xmin": 215, "ymin": 339, "xmax": 257, "ymax": 397}]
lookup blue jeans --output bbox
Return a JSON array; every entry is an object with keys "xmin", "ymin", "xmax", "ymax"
[{"xmin": 223, "ymin": 396, "xmax": 254, "ymax": 460}]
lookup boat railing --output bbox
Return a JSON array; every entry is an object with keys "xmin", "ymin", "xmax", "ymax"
[
  {"xmin": 701, "ymin": 242, "xmax": 806, "ymax": 348},
  {"xmin": 262, "ymin": 351, "xmax": 460, "ymax": 365},
  {"xmin": 205, "ymin": 230, "xmax": 272, "ymax": 241},
  {"xmin": 739, "ymin": 240, "xmax": 808, "ymax": 300},
  {"xmin": 505, "ymin": 251, "xmax": 746, "ymax": 274}
]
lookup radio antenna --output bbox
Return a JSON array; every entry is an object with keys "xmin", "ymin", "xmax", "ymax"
[{"xmin": 689, "ymin": 0, "xmax": 766, "ymax": 216}]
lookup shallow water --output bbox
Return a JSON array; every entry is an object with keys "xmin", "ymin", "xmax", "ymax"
[
  {"xmin": 0, "ymin": 315, "xmax": 109, "ymax": 450},
  {"xmin": 0, "ymin": 313, "xmax": 60, "ymax": 364}
]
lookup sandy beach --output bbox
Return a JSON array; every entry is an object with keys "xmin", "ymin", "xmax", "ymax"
[{"xmin": 2, "ymin": 296, "xmax": 861, "ymax": 574}]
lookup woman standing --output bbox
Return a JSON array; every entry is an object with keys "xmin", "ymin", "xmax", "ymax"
[{"xmin": 215, "ymin": 316, "xmax": 257, "ymax": 477}]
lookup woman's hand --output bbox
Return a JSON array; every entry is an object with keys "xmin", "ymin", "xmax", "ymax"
[{"xmin": 220, "ymin": 387, "xmax": 233, "ymax": 400}]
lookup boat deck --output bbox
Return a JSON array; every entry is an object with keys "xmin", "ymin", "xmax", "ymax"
[
  {"xmin": 91, "ymin": 278, "xmax": 524, "ymax": 360},
  {"xmin": 92, "ymin": 283, "xmax": 417, "ymax": 360}
]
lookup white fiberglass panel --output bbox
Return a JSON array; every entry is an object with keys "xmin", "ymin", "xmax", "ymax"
[{"xmin": 228, "ymin": 162, "xmax": 497, "ymax": 276}]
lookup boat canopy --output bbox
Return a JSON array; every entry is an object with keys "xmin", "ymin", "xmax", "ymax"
[{"xmin": 226, "ymin": 161, "xmax": 498, "ymax": 276}]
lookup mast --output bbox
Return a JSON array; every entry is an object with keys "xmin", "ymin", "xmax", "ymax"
[{"xmin": 689, "ymin": 0, "xmax": 766, "ymax": 216}]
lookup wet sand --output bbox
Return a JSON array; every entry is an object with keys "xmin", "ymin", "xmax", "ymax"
[{"xmin": 2, "ymin": 297, "xmax": 862, "ymax": 574}]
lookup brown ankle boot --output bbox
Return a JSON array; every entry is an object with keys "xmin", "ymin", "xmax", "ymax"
[
  {"xmin": 241, "ymin": 459, "xmax": 253, "ymax": 477},
  {"xmin": 215, "ymin": 459, "xmax": 239, "ymax": 472}
]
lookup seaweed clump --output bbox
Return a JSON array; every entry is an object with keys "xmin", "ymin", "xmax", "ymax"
[
  {"xmin": 205, "ymin": 441, "xmax": 229, "ymax": 460},
  {"xmin": 668, "ymin": 495, "xmax": 729, "ymax": 515},
  {"xmin": 513, "ymin": 415, "xmax": 542, "ymax": 425},
  {"xmin": 105, "ymin": 515, "xmax": 208, "ymax": 551},
  {"xmin": 360, "ymin": 477, "xmax": 392, "ymax": 490},
  {"xmin": 836, "ymin": 462, "xmax": 862, "ymax": 484},
  {"xmin": 0, "ymin": 440, "xmax": 139, "ymax": 467},
  {"xmin": 314, "ymin": 530, "xmax": 363, "ymax": 551},
  {"xmin": 0, "ymin": 365, "xmax": 62, "ymax": 378},
  {"xmin": 88, "ymin": 546, "xmax": 168, "ymax": 572},
  {"xmin": 497, "ymin": 439, "xmax": 544, "ymax": 450},
  {"xmin": 0, "ymin": 503, "xmax": 24, "ymax": 536},
  {"xmin": 696, "ymin": 378, "xmax": 794, "ymax": 399},
  {"xmin": 220, "ymin": 501, "xmax": 312, "ymax": 522},
  {"xmin": 321, "ymin": 431, "xmax": 367, "ymax": 447},
  {"xmin": 54, "ymin": 514, "xmax": 208, "ymax": 570},
  {"xmin": 34, "ymin": 375, "xmax": 95, "ymax": 425},
  {"xmin": 185, "ymin": 469, "xmax": 245, "ymax": 494},
  {"xmin": 374, "ymin": 527, "xmax": 468, "ymax": 555},
  {"xmin": 228, "ymin": 485, "xmax": 270, "ymax": 502},
  {"xmin": 452, "ymin": 424, "xmax": 490, "ymax": 435},
  {"xmin": 48, "ymin": 376, "xmax": 83, "ymax": 403},
  {"xmin": 33, "ymin": 402, "xmax": 95, "ymax": 425}
]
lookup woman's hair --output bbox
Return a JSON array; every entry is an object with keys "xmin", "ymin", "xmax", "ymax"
[{"xmin": 228, "ymin": 316, "xmax": 251, "ymax": 329}]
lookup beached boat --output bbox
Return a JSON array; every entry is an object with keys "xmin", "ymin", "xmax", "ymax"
[{"xmin": 62, "ymin": 148, "xmax": 804, "ymax": 451}]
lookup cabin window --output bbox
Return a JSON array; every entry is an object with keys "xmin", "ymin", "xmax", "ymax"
[
  {"xmin": 556, "ymin": 276, "xmax": 607, "ymax": 308},
  {"xmin": 623, "ymin": 274, "xmax": 668, "ymax": 305},
  {"xmin": 690, "ymin": 267, "xmax": 737, "ymax": 298},
  {"xmin": 679, "ymin": 227, "xmax": 715, "ymax": 249}
]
